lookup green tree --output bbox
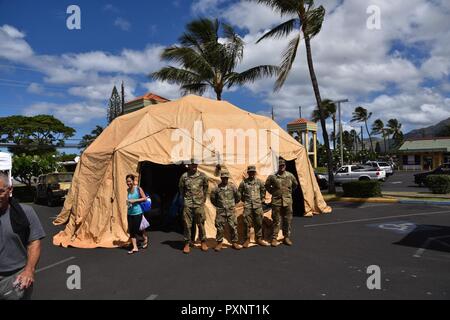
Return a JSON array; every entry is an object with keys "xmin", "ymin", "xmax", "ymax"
[
  {"xmin": 79, "ymin": 125, "xmax": 104, "ymax": 150},
  {"xmin": 108, "ymin": 86, "xmax": 122, "ymax": 124},
  {"xmin": 311, "ymin": 99, "xmax": 337, "ymax": 149},
  {"xmin": 387, "ymin": 119, "xmax": 403, "ymax": 150},
  {"xmin": 0, "ymin": 115, "xmax": 75, "ymax": 156},
  {"xmin": 151, "ymin": 18, "xmax": 278, "ymax": 101},
  {"xmin": 350, "ymin": 129, "xmax": 359, "ymax": 153},
  {"xmin": 12, "ymin": 154, "xmax": 61, "ymax": 187},
  {"xmin": 254, "ymin": 0, "xmax": 336, "ymax": 193},
  {"xmin": 351, "ymin": 106, "xmax": 373, "ymax": 152},
  {"xmin": 371, "ymin": 119, "xmax": 387, "ymax": 154}
]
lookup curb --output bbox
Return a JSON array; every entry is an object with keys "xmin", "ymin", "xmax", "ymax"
[
  {"xmin": 326, "ymin": 197, "xmax": 398, "ymax": 204},
  {"xmin": 398, "ymin": 199, "xmax": 450, "ymax": 206}
]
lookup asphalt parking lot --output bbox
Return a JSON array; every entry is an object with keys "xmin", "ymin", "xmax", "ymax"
[{"xmin": 31, "ymin": 201, "xmax": 450, "ymax": 300}]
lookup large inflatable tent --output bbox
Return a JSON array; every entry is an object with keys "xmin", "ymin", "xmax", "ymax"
[{"xmin": 53, "ymin": 95, "xmax": 331, "ymax": 248}]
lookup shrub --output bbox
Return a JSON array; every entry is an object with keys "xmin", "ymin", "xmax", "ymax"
[
  {"xmin": 12, "ymin": 186, "xmax": 36, "ymax": 203},
  {"xmin": 342, "ymin": 181, "xmax": 382, "ymax": 198},
  {"xmin": 426, "ymin": 175, "xmax": 450, "ymax": 194}
]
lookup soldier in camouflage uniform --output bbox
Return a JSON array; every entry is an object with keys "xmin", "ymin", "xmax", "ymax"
[
  {"xmin": 179, "ymin": 159, "xmax": 209, "ymax": 254},
  {"xmin": 210, "ymin": 171, "xmax": 242, "ymax": 251},
  {"xmin": 238, "ymin": 165, "xmax": 270, "ymax": 248},
  {"xmin": 265, "ymin": 159, "xmax": 298, "ymax": 246}
]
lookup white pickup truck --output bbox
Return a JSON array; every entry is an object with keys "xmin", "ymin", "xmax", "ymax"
[{"xmin": 334, "ymin": 165, "xmax": 386, "ymax": 185}]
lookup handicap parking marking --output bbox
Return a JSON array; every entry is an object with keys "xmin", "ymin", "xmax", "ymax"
[
  {"xmin": 367, "ymin": 221, "xmax": 446, "ymax": 234},
  {"xmin": 367, "ymin": 221, "xmax": 417, "ymax": 234}
]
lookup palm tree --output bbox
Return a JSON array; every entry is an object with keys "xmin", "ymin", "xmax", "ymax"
[
  {"xmin": 371, "ymin": 119, "xmax": 387, "ymax": 154},
  {"xmin": 311, "ymin": 99, "xmax": 337, "ymax": 149},
  {"xmin": 351, "ymin": 106, "xmax": 373, "ymax": 152},
  {"xmin": 350, "ymin": 129, "xmax": 359, "ymax": 153},
  {"xmin": 150, "ymin": 18, "xmax": 279, "ymax": 100},
  {"xmin": 254, "ymin": 0, "xmax": 336, "ymax": 192},
  {"xmin": 387, "ymin": 119, "xmax": 403, "ymax": 149}
]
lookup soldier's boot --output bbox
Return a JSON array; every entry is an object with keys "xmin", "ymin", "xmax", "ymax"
[
  {"xmin": 215, "ymin": 242, "xmax": 223, "ymax": 252},
  {"xmin": 283, "ymin": 238, "xmax": 293, "ymax": 246},
  {"xmin": 271, "ymin": 239, "xmax": 279, "ymax": 247},
  {"xmin": 242, "ymin": 239, "xmax": 251, "ymax": 248},
  {"xmin": 201, "ymin": 241, "xmax": 209, "ymax": 252},
  {"xmin": 232, "ymin": 243, "xmax": 242, "ymax": 250},
  {"xmin": 183, "ymin": 243, "xmax": 191, "ymax": 254},
  {"xmin": 257, "ymin": 239, "xmax": 270, "ymax": 247}
]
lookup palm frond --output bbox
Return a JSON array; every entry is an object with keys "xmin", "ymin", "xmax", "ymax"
[
  {"xmin": 256, "ymin": 18, "xmax": 298, "ymax": 43},
  {"xmin": 274, "ymin": 33, "xmax": 300, "ymax": 91},
  {"xmin": 304, "ymin": 5, "xmax": 325, "ymax": 38},
  {"xmin": 160, "ymin": 46, "xmax": 215, "ymax": 79},
  {"xmin": 226, "ymin": 65, "xmax": 279, "ymax": 87},
  {"xmin": 150, "ymin": 67, "xmax": 203, "ymax": 85},
  {"xmin": 180, "ymin": 83, "xmax": 209, "ymax": 96},
  {"xmin": 252, "ymin": 0, "xmax": 299, "ymax": 16}
]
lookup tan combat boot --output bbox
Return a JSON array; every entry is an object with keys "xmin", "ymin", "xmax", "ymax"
[
  {"xmin": 243, "ymin": 240, "xmax": 251, "ymax": 248},
  {"xmin": 215, "ymin": 242, "xmax": 223, "ymax": 252},
  {"xmin": 257, "ymin": 239, "xmax": 270, "ymax": 247},
  {"xmin": 201, "ymin": 241, "xmax": 209, "ymax": 252},
  {"xmin": 183, "ymin": 243, "xmax": 190, "ymax": 254},
  {"xmin": 271, "ymin": 239, "xmax": 279, "ymax": 247},
  {"xmin": 232, "ymin": 243, "xmax": 242, "ymax": 250},
  {"xmin": 283, "ymin": 238, "xmax": 293, "ymax": 246}
]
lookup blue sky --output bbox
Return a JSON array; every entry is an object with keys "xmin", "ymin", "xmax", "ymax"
[{"xmin": 1, "ymin": 0, "xmax": 449, "ymax": 154}]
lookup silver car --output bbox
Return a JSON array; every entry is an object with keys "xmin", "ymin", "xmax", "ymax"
[{"xmin": 366, "ymin": 161, "xmax": 393, "ymax": 176}]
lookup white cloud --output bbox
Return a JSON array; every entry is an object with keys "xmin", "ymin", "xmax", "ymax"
[
  {"xmin": 191, "ymin": 0, "xmax": 228, "ymax": 15},
  {"xmin": 114, "ymin": 17, "xmax": 131, "ymax": 31},
  {"xmin": 23, "ymin": 102, "xmax": 106, "ymax": 125},
  {"xmin": 216, "ymin": 0, "xmax": 450, "ymax": 133},
  {"xmin": 141, "ymin": 81, "xmax": 181, "ymax": 100},
  {"xmin": 26, "ymin": 83, "xmax": 44, "ymax": 94},
  {"xmin": 0, "ymin": 25, "xmax": 33, "ymax": 61}
]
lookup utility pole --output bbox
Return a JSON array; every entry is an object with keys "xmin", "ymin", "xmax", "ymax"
[
  {"xmin": 271, "ymin": 106, "xmax": 274, "ymax": 121},
  {"xmin": 299, "ymin": 106, "xmax": 302, "ymax": 118},
  {"xmin": 331, "ymin": 99, "xmax": 349, "ymax": 167},
  {"xmin": 121, "ymin": 81, "xmax": 125, "ymax": 115}
]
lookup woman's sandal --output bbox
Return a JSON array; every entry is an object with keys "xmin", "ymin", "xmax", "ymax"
[
  {"xmin": 128, "ymin": 249, "xmax": 139, "ymax": 254},
  {"xmin": 142, "ymin": 241, "xmax": 149, "ymax": 249}
]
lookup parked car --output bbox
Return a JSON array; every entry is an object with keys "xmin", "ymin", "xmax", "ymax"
[
  {"xmin": 334, "ymin": 165, "xmax": 386, "ymax": 185},
  {"xmin": 315, "ymin": 171, "xmax": 329, "ymax": 190},
  {"xmin": 366, "ymin": 161, "xmax": 394, "ymax": 176},
  {"xmin": 34, "ymin": 172, "xmax": 73, "ymax": 206},
  {"xmin": 414, "ymin": 163, "xmax": 450, "ymax": 186}
]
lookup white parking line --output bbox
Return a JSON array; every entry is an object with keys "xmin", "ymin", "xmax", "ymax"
[
  {"xmin": 145, "ymin": 294, "xmax": 158, "ymax": 300},
  {"xmin": 304, "ymin": 210, "xmax": 450, "ymax": 228},
  {"xmin": 36, "ymin": 257, "xmax": 76, "ymax": 273}
]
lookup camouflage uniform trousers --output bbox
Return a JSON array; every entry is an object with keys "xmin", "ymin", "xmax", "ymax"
[
  {"xmin": 183, "ymin": 206, "xmax": 206, "ymax": 244},
  {"xmin": 215, "ymin": 208, "xmax": 239, "ymax": 243},
  {"xmin": 242, "ymin": 207, "xmax": 264, "ymax": 241},
  {"xmin": 271, "ymin": 205, "xmax": 293, "ymax": 240}
]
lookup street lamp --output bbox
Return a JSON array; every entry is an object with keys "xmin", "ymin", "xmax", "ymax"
[{"xmin": 331, "ymin": 99, "xmax": 349, "ymax": 167}]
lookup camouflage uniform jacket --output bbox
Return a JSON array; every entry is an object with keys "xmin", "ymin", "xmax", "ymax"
[
  {"xmin": 238, "ymin": 178, "xmax": 266, "ymax": 209},
  {"xmin": 179, "ymin": 171, "xmax": 209, "ymax": 208},
  {"xmin": 265, "ymin": 171, "xmax": 298, "ymax": 207},
  {"xmin": 210, "ymin": 182, "xmax": 240, "ymax": 210}
]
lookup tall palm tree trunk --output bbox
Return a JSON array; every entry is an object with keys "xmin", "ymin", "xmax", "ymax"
[
  {"xmin": 304, "ymin": 35, "xmax": 335, "ymax": 193},
  {"xmin": 383, "ymin": 132, "xmax": 387, "ymax": 155},
  {"xmin": 332, "ymin": 116, "xmax": 336, "ymax": 150}
]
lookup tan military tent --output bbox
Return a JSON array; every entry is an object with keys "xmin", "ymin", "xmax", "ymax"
[{"xmin": 53, "ymin": 95, "xmax": 331, "ymax": 248}]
